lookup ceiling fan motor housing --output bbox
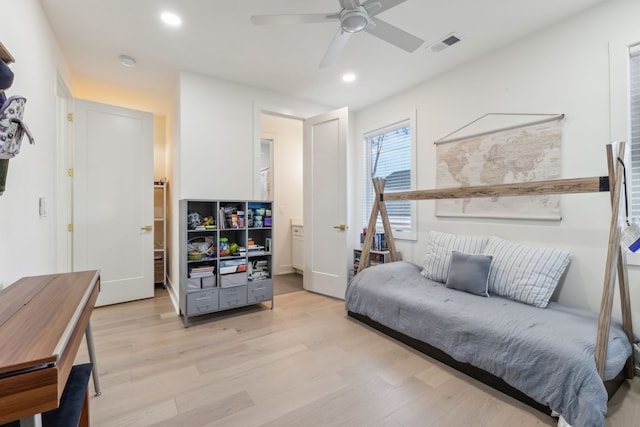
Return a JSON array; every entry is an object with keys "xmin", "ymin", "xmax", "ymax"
[{"xmin": 341, "ymin": 8, "xmax": 369, "ymax": 33}]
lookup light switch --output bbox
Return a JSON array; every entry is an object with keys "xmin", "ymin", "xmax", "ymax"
[{"xmin": 39, "ymin": 197, "xmax": 47, "ymax": 217}]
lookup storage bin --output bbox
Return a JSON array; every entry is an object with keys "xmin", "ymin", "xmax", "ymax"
[
  {"xmin": 220, "ymin": 272, "xmax": 247, "ymax": 288},
  {"xmin": 154, "ymin": 259, "xmax": 164, "ymax": 283},
  {"xmin": 201, "ymin": 275, "xmax": 216, "ymax": 288},
  {"xmin": 187, "ymin": 278, "xmax": 201, "ymax": 290},
  {"xmin": 219, "ymin": 265, "xmax": 237, "ymax": 274}
]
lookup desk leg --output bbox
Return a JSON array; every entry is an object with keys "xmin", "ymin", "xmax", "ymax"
[
  {"xmin": 85, "ymin": 321, "xmax": 102, "ymax": 396},
  {"xmin": 19, "ymin": 414, "xmax": 42, "ymax": 427}
]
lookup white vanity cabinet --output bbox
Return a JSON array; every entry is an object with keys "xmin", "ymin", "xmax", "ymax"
[{"xmin": 291, "ymin": 221, "xmax": 304, "ymax": 273}]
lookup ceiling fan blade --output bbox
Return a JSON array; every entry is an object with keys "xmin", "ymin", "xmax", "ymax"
[
  {"xmin": 363, "ymin": 0, "xmax": 407, "ymax": 17},
  {"xmin": 365, "ymin": 17, "xmax": 423, "ymax": 52},
  {"xmin": 251, "ymin": 13, "xmax": 338, "ymax": 25},
  {"xmin": 339, "ymin": 0, "xmax": 363, "ymax": 11},
  {"xmin": 319, "ymin": 28, "xmax": 352, "ymax": 68}
]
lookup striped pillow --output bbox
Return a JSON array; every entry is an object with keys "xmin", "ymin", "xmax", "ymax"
[
  {"xmin": 421, "ymin": 231, "xmax": 489, "ymax": 283},
  {"xmin": 482, "ymin": 236, "xmax": 571, "ymax": 308}
]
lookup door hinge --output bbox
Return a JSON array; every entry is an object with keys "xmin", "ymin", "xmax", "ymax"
[
  {"xmin": 67, "ymin": 113, "xmax": 73, "ymax": 122},
  {"xmin": 67, "ymin": 168, "xmax": 73, "ymax": 177},
  {"xmin": 68, "ymin": 224, "xmax": 74, "ymax": 232}
]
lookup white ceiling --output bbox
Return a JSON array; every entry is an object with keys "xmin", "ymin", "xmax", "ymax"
[{"xmin": 38, "ymin": 0, "xmax": 609, "ymax": 115}]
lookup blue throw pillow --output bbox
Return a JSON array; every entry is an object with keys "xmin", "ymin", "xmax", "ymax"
[{"xmin": 445, "ymin": 251, "xmax": 493, "ymax": 297}]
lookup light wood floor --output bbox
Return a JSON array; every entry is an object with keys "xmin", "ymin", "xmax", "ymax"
[{"xmin": 76, "ymin": 289, "xmax": 640, "ymax": 427}]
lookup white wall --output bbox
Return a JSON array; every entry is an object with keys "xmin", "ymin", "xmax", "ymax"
[
  {"xmin": 166, "ymin": 83, "xmax": 181, "ymax": 305},
  {"xmin": 177, "ymin": 71, "xmax": 329, "ymax": 199},
  {"xmin": 0, "ymin": 0, "xmax": 72, "ymax": 288},
  {"xmin": 153, "ymin": 116, "xmax": 167, "ymax": 181},
  {"xmin": 353, "ymin": 0, "xmax": 640, "ymax": 332},
  {"xmin": 169, "ymin": 71, "xmax": 329, "ymax": 297},
  {"xmin": 261, "ymin": 113, "xmax": 304, "ymax": 274}
]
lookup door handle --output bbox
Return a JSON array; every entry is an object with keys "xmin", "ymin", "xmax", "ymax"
[
  {"xmin": 140, "ymin": 225, "xmax": 153, "ymax": 231},
  {"xmin": 333, "ymin": 224, "xmax": 348, "ymax": 231}
]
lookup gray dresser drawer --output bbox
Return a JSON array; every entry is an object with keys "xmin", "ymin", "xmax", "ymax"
[
  {"xmin": 248, "ymin": 280, "xmax": 273, "ymax": 303},
  {"xmin": 187, "ymin": 289, "xmax": 219, "ymax": 315},
  {"xmin": 219, "ymin": 285, "xmax": 247, "ymax": 309}
]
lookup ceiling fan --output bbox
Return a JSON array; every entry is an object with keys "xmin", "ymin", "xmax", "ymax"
[{"xmin": 251, "ymin": 0, "xmax": 424, "ymax": 68}]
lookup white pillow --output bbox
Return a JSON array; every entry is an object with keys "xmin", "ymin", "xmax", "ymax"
[
  {"xmin": 482, "ymin": 236, "xmax": 571, "ymax": 308},
  {"xmin": 421, "ymin": 231, "xmax": 489, "ymax": 283}
]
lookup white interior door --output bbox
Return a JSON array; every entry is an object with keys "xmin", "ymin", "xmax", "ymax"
[
  {"xmin": 303, "ymin": 107, "xmax": 348, "ymax": 299},
  {"xmin": 73, "ymin": 99, "xmax": 154, "ymax": 306}
]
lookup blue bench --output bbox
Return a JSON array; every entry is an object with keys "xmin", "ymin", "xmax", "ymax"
[{"xmin": 1, "ymin": 363, "xmax": 93, "ymax": 427}]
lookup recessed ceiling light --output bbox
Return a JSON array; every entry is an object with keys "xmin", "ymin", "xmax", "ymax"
[
  {"xmin": 119, "ymin": 54, "xmax": 137, "ymax": 67},
  {"xmin": 342, "ymin": 73, "xmax": 356, "ymax": 83},
  {"xmin": 161, "ymin": 11, "xmax": 182, "ymax": 27}
]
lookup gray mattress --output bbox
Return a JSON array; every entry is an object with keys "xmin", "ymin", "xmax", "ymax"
[{"xmin": 345, "ymin": 261, "xmax": 632, "ymax": 427}]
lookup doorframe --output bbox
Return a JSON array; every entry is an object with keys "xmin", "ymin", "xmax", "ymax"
[
  {"xmin": 259, "ymin": 137, "xmax": 274, "ymax": 201},
  {"xmin": 55, "ymin": 73, "xmax": 73, "ymax": 273},
  {"xmin": 253, "ymin": 103, "xmax": 353, "ymax": 298},
  {"xmin": 252, "ymin": 103, "xmax": 308, "ymax": 200},
  {"xmin": 253, "ymin": 103, "xmax": 308, "ymax": 277}
]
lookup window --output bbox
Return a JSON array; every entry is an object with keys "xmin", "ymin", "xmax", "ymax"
[
  {"xmin": 363, "ymin": 115, "xmax": 416, "ymax": 240},
  {"xmin": 611, "ymin": 36, "xmax": 640, "ymax": 265},
  {"xmin": 630, "ymin": 44, "xmax": 640, "ymax": 222}
]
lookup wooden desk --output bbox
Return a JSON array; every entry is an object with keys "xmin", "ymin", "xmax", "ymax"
[{"xmin": 0, "ymin": 271, "xmax": 100, "ymax": 425}]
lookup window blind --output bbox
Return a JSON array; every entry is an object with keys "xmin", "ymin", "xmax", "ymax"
[
  {"xmin": 629, "ymin": 44, "xmax": 640, "ymax": 222},
  {"xmin": 364, "ymin": 123, "xmax": 412, "ymax": 233}
]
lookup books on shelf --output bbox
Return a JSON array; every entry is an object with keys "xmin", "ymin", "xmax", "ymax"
[
  {"xmin": 359, "ymin": 231, "xmax": 388, "ymax": 251},
  {"xmin": 189, "ymin": 265, "xmax": 215, "ymax": 278},
  {"xmin": 219, "ymin": 258, "xmax": 247, "ymax": 274},
  {"xmin": 218, "ymin": 205, "xmax": 244, "ymax": 229},
  {"xmin": 247, "ymin": 244, "xmax": 266, "ymax": 255},
  {"xmin": 248, "ymin": 259, "xmax": 269, "ymax": 280},
  {"xmin": 190, "ymin": 272, "xmax": 214, "ymax": 278}
]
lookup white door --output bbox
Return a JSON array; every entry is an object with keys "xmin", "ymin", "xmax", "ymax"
[
  {"xmin": 303, "ymin": 107, "xmax": 349, "ymax": 299},
  {"xmin": 73, "ymin": 100, "xmax": 154, "ymax": 306}
]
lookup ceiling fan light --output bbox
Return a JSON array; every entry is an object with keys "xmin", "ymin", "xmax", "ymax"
[
  {"xmin": 160, "ymin": 11, "xmax": 182, "ymax": 27},
  {"xmin": 341, "ymin": 11, "xmax": 368, "ymax": 33}
]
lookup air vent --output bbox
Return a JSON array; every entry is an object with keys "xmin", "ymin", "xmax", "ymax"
[{"xmin": 428, "ymin": 33, "xmax": 462, "ymax": 53}]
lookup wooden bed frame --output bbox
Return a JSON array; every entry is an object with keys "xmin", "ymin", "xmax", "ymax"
[{"xmin": 356, "ymin": 142, "xmax": 635, "ymax": 385}]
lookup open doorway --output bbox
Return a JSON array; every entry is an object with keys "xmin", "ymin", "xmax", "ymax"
[
  {"xmin": 259, "ymin": 139, "xmax": 273, "ymax": 200},
  {"xmin": 259, "ymin": 113, "xmax": 304, "ymax": 293}
]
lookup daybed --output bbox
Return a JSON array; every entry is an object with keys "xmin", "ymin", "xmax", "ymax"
[
  {"xmin": 346, "ymin": 258, "xmax": 632, "ymax": 427},
  {"xmin": 347, "ymin": 142, "xmax": 635, "ymax": 427}
]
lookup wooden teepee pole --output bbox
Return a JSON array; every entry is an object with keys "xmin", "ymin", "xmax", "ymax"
[
  {"xmin": 357, "ymin": 178, "xmax": 399, "ymax": 273},
  {"xmin": 595, "ymin": 142, "xmax": 634, "ymax": 379},
  {"xmin": 374, "ymin": 178, "xmax": 399, "ymax": 262},
  {"xmin": 603, "ymin": 142, "xmax": 635, "ymax": 378},
  {"xmin": 610, "ymin": 142, "xmax": 635, "ymax": 379},
  {"xmin": 358, "ymin": 179, "xmax": 382, "ymax": 273}
]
